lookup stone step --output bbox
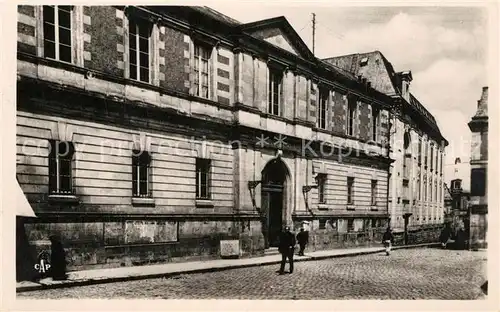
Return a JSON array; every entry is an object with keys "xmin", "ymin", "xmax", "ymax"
[{"xmin": 264, "ymin": 247, "xmax": 279, "ymax": 255}]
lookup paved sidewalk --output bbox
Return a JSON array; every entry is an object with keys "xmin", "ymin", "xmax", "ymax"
[{"xmin": 16, "ymin": 243, "xmax": 438, "ymax": 292}]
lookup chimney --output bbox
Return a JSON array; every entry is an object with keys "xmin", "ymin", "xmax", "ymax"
[
  {"xmin": 480, "ymin": 86, "xmax": 488, "ymax": 107},
  {"xmin": 399, "ymin": 71, "xmax": 413, "ymax": 102},
  {"xmin": 473, "ymin": 86, "xmax": 488, "ymax": 118}
]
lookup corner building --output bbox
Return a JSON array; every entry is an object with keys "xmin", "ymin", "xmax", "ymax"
[
  {"xmin": 468, "ymin": 87, "xmax": 488, "ymax": 249},
  {"xmin": 17, "ymin": 5, "xmax": 394, "ymax": 270}
]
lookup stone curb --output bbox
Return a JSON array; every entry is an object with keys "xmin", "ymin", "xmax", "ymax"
[{"xmin": 16, "ymin": 243, "xmax": 439, "ymax": 293}]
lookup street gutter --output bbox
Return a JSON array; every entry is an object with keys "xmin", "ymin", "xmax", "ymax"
[{"xmin": 17, "ymin": 243, "xmax": 439, "ymax": 293}]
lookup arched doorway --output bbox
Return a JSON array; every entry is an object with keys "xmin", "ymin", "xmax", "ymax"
[{"xmin": 261, "ymin": 158, "xmax": 289, "ymax": 248}]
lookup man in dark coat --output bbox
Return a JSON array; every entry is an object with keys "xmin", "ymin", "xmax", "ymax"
[
  {"xmin": 49, "ymin": 235, "xmax": 68, "ymax": 280},
  {"xmin": 296, "ymin": 228, "xmax": 309, "ymax": 256},
  {"xmin": 382, "ymin": 227, "xmax": 394, "ymax": 256},
  {"xmin": 278, "ymin": 226, "xmax": 296, "ymax": 274},
  {"xmin": 439, "ymin": 225, "xmax": 451, "ymax": 249}
]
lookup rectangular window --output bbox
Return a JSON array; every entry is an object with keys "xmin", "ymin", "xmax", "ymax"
[
  {"xmin": 347, "ymin": 99, "xmax": 356, "ymax": 136},
  {"xmin": 329, "ymin": 218, "xmax": 338, "ymax": 230},
  {"xmin": 48, "ymin": 140, "xmax": 75, "ymax": 194},
  {"xmin": 319, "ymin": 219, "xmax": 327, "ymax": 230},
  {"xmin": 196, "ymin": 158, "xmax": 211, "ymax": 199},
  {"xmin": 424, "ymin": 142, "xmax": 428, "ymax": 166},
  {"xmin": 194, "ymin": 43, "xmax": 212, "ymax": 99},
  {"xmin": 132, "ymin": 150, "xmax": 151, "ymax": 197},
  {"xmin": 317, "ymin": 174, "xmax": 327, "ymax": 204},
  {"xmin": 318, "ymin": 89, "xmax": 328, "ymax": 129},
  {"xmin": 418, "ymin": 137, "xmax": 422, "ymax": 163},
  {"xmin": 388, "ymin": 172, "xmax": 392, "ymax": 200},
  {"xmin": 430, "ymin": 145, "xmax": 434, "ymax": 170},
  {"xmin": 129, "ymin": 18, "xmax": 151, "ymax": 83},
  {"xmin": 423, "ymin": 179, "xmax": 427, "ymax": 201},
  {"xmin": 43, "ymin": 5, "xmax": 72, "ymax": 62},
  {"xmin": 347, "ymin": 177, "xmax": 354, "ymax": 204},
  {"xmin": 417, "ymin": 178, "xmax": 421, "ymax": 200},
  {"xmin": 470, "ymin": 168, "xmax": 486, "ymax": 196},
  {"xmin": 268, "ymin": 69, "xmax": 283, "ymax": 116},
  {"xmin": 347, "ymin": 219, "xmax": 354, "ymax": 232},
  {"xmin": 372, "ymin": 108, "xmax": 379, "ymax": 141},
  {"xmin": 371, "ymin": 180, "xmax": 377, "ymax": 206},
  {"xmin": 435, "ymin": 149, "xmax": 439, "ymax": 172}
]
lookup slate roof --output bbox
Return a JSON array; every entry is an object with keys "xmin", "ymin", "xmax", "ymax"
[
  {"xmin": 190, "ymin": 6, "xmax": 241, "ymax": 25},
  {"xmin": 324, "ymin": 51, "xmax": 445, "ymax": 140},
  {"xmin": 409, "ymin": 94, "xmax": 438, "ymax": 130},
  {"xmin": 323, "ymin": 51, "xmax": 402, "ymax": 96}
]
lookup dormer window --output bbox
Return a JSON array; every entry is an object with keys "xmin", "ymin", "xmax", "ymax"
[
  {"xmin": 451, "ymin": 180, "xmax": 462, "ymax": 190},
  {"xmin": 359, "ymin": 57, "xmax": 368, "ymax": 66}
]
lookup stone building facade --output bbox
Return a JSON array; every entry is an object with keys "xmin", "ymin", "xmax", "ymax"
[
  {"xmin": 16, "ymin": 6, "xmax": 397, "ymax": 270},
  {"xmin": 468, "ymin": 87, "xmax": 488, "ymax": 249},
  {"xmin": 324, "ymin": 52, "xmax": 448, "ymax": 243}
]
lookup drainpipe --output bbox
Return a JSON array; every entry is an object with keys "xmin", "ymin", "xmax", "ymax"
[{"xmin": 386, "ymin": 105, "xmax": 394, "ymax": 229}]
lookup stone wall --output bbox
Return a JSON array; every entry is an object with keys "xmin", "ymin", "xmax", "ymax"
[
  {"xmin": 23, "ymin": 219, "xmax": 264, "ymax": 271},
  {"xmin": 470, "ymin": 213, "xmax": 487, "ymax": 249},
  {"xmin": 84, "ymin": 6, "xmax": 123, "ymax": 77},
  {"xmin": 290, "ymin": 222, "xmax": 442, "ymax": 252}
]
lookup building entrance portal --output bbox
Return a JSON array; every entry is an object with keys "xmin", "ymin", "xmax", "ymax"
[{"xmin": 261, "ymin": 158, "xmax": 289, "ymax": 249}]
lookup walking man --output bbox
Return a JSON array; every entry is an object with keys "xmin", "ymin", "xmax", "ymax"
[
  {"xmin": 439, "ymin": 224, "xmax": 451, "ymax": 249},
  {"xmin": 278, "ymin": 226, "xmax": 296, "ymax": 274},
  {"xmin": 296, "ymin": 227, "xmax": 309, "ymax": 256},
  {"xmin": 382, "ymin": 227, "xmax": 394, "ymax": 256}
]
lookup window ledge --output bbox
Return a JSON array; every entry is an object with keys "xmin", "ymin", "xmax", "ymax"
[
  {"xmin": 132, "ymin": 197, "xmax": 156, "ymax": 207},
  {"xmin": 370, "ymin": 206, "xmax": 378, "ymax": 211},
  {"xmin": 346, "ymin": 205, "xmax": 355, "ymax": 211},
  {"xmin": 196, "ymin": 199, "xmax": 214, "ymax": 208},
  {"xmin": 48, "ymin": 194, "xmax": 79, "ymax": 204},
  {"xmin": 317, "ymin": 204, "xmax": 328, "ymax": 210}
]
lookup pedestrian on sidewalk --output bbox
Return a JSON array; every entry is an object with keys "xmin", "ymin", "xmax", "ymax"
[
  {"xmin": 382, "ymin": 227, "xmax": 394, "ymax": 256},
  {"xmin": 49, "ymin": 235, "xmax": 68, "ymax": 281},
  {"xmin": 439, "ymin": 224, "xmax": 451, "ymax": 249},
  {"xmin": 278, "ymin": 226, "xmax": 296, "ymax": 274},
  {"xmin": 296, "ymin": 228, "xmax": 309, "ymax": 256}
]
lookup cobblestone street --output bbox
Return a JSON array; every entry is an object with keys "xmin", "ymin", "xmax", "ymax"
[{"xmin": 18, "ymin": 248, "xmax": 487, "ymax": 300}]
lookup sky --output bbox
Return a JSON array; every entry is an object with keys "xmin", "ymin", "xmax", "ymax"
[{"xmin": 207, "ymin": 3, "xmax": 489, "ymax": 185}]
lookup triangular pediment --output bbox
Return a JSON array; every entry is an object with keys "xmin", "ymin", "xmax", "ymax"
[
  {"xmin": 239, "ymin": 17, "xmax": 314, "ymax": 60},
  {"xmin": 250, "ymin": 27, "xmax": 300, "ymax": 56}
]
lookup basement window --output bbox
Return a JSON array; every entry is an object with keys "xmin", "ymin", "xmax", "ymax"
[{"xmin": 319, "ymin": 219, "xmax": 327, "ymax": 230}]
